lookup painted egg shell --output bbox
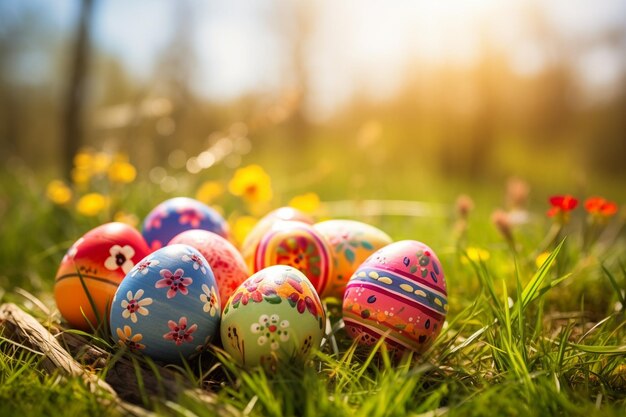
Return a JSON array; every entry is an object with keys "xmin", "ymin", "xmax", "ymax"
[
  {"xmin": 168, "ymin": 229, "xmax": 249, "ymax": 309},
  {"xmin": 142, "ymin": 197, "xmax": 229, "ymax": 251},
  {"xmin": 342, "ymin": 240, "xmax": 447, "ymax": 353},
  {"xmin": 254, "ymin": 220, "xmax": 332, "ymax": 295},
  {"xmin": 241, "ymin": 207, "xmax": 314, "ymax": 271},
  {"xmin": 109, "ymin": 244, "xmax": 221, "ymax": 363},
  {"xmin": 220, "ymin": 265, "xmax": 325, "ymax": 369},
  {"xmin": 54, "ymin": 222, "xmax": 151, "ymax": 331},
  {"xmin": 314, "ymin": 220, "xmax": 392, "ymax": 299}
]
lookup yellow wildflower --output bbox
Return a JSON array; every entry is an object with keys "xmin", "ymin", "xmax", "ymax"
[
  {"xmin": 288, "ymin": 192, "xmax": 320, "ymax": 214},
  {"xmin": 535, "ymin": 252, "xmax": 551, "ymax": 269},
  {"xmin": 46, "ymin": 180, "xmax": 72, "ymax": 205},
  {"xmin": 196, "ymin": 181, "xmax": 224, "ymax": 204},
  {"xmin": 76, "ymin": 193, "xmax": 108, "ymax": 217},
  {"xmin": 71, "ymin": 166, "xmax": 92, "ymax": 186},
  {"xmin": 232, "ymin": 216, "xmax": 258, "ymax": 246},
  {"xmin": 72, "ymin": 148, "xmax": 96, "ymax": 186},
  {"xmin": 108, "ymin": 160, "xmax": 137, "ymax": 183},
  {"xmin": 73, "ymin": 149, "xmax": 93, "ymax": 168},
  {"xmin": 228, "ymin": 164, "xmax": 273, "ymax": 204},
  {"xmin": 462, "ymin": 247, "xmax": 490, "ymax": 264}
]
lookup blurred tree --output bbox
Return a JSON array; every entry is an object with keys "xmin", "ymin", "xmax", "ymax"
[
  {"xmin": 0, "ymin": 3, "xmax": 64, "ymax": 170},
  {"xmin": 0, "ymin": 8, "xmax": 21, "ymax": 162},
  {"xmin": 62, "ymin": 0, "xmax": 95, "ymax": 178}
]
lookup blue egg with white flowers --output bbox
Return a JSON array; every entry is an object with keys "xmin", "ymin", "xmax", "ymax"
[{"xmin": 110, "ymin": 244, "xmax": 221, "ymax": 362}]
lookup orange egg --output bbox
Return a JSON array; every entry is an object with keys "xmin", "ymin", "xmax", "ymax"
[{"xmin": 54, "ymin": 222, "xmax": 150, "ymax": 330}]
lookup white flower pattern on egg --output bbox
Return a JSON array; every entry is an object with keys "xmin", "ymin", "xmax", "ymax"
[
  {"xmin": 250, "ymin": 314, "xmax": 290, "ymax": 350},
  {"xmin": 120, "ymin": 289, "xmax": 153, "ymax": 323},
  {"xmin": 182, "ymin": 253, "xmax": 207, "ymax": 274},
  {"xmin": 131, "ymin": 258, "xmax": 160, "ymax": 277},
  {"xmin": 200, "ymin": 284, "xmax": 219, "ymax": 317},
  {"xmin": 104, "ymin": 245, "xmax": 135, "ymax": 274}
]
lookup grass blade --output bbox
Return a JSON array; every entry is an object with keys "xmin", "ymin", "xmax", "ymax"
[
  {"xmin": 570, "ymin": 344, "xmax": 626, "ymax": 355},
  {"xmin": 601, "ymin": 263, "xmax": 626, "ymax": 309},
  {"xmin": 512, "ymin": 239, "xmax": 564, "ymax": 321}
]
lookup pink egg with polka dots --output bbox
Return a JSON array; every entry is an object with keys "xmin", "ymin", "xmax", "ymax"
[{"xmin": 169, "ymin": 229, "xmax": 249, "ymax": 309}]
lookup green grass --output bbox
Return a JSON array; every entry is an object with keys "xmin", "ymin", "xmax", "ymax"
[
  {"xmin": 0, "ymin": 340, "xmax": 120, "ymax": 416},
  {"xmin": 1, "ymin": 162, "xmax": 625, "ymax": 417}
]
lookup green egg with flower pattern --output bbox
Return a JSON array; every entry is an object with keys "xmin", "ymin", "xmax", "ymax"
[{"xmin": 220, "ymin": 265, "xmax": 326, "ymax": 369}]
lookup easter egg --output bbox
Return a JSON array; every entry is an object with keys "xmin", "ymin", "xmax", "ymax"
[
  {"xmin": 314, "ymin": 220, "xmax": 392, "ymax": 299},
  {"xmin": 54, "ymin": 222, "xmax": 151, "ymax": 330},
  {"xmin": 220, "ymin": 265, "xmax": 325, "ymax": 369},
  {"xmin": 142, "ymin": 197, "xmax": 229, "ymax": 250},
  {"xmin": 241, "ymin": 207, "xmax": 314, "ymax": 270},
  {"xmin": 342, "ymin": 240, "xmax": 447, "ymax": 353},
  {"xmin": 253, "ymin": 220, "xmax": 332, "ymax": 295},
  {"xmin": 109, "ymin": 244, "xmax": 221, "ymax": 362},
  {"xmin": 168, "ymin": 229, "xmax": 249, "ymax": 308}
]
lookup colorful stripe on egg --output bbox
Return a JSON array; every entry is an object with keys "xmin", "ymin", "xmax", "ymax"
[
  {"xmin": 254, "ymin": 221, "xmax": 332, "ymax": 295},
  {"xmin": 343, "ymin": 279, "xmax": 446, "ymax": 351},
  {"xmin": 342, "ymin": 240, "xmax": 448, "ymax": 353},
  {"xmin": 348, "ymin": 268, "xmax": 448, "ymax": 316}
]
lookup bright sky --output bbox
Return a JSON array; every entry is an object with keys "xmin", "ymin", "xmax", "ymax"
[{"xmin": 7, "ymin": 0, "xmax": 626, "ymax": 118}]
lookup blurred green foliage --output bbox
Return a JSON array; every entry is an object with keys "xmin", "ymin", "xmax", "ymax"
[{"xmin": 0, "ymin": 1, "xmax": 625, "ymax": 185}]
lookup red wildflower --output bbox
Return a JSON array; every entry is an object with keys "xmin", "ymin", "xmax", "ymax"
[
  {"xmin": 547, "ymin": 195, "xmax": 578, "ymax": 219},
  {"xmin": 584, "ymin": 197, "xmax": 618, "ymax": 218}
]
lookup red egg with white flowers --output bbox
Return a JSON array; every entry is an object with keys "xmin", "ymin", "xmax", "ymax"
[{"xmin": 54, "ymin": 222, "xmax": 151, "ymax": 330}]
